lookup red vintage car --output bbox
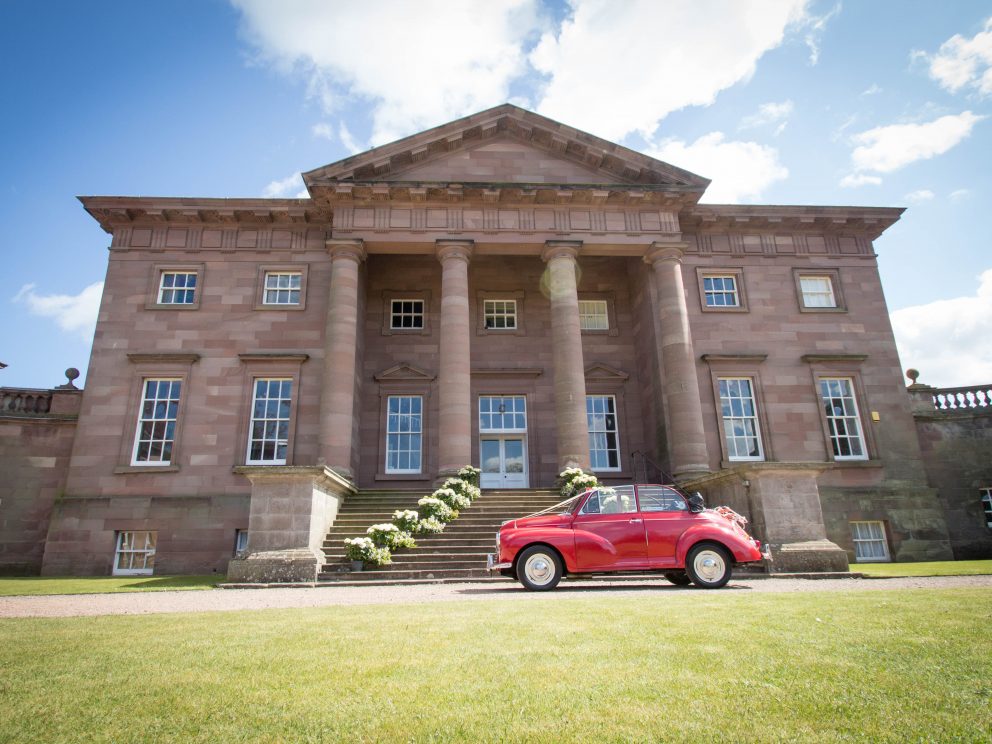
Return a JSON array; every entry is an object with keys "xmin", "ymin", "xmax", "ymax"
[{"xmin": 487, "ymin": 484, "xmax": 767, "ymax": 590}]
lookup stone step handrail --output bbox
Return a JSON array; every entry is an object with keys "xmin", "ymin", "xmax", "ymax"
[
  {"xmin": 932, "ymin": 384, "xmax": 992, "ymax": 410},
  {"xmin": 0, "ymin": 388, "xmax": 53, "ymax": 415}
]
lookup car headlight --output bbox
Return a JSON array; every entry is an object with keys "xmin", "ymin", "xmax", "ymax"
[{"xmin": 496, "ymin": 530, "xmax": 500, "ymax": 550}]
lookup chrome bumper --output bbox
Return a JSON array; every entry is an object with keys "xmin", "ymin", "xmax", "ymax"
[
  {"xmin": 487, "ymin": 553, "xmax": 511, "ymax": 572},
  {"xmin": 760, "ymin": 542, "xmax": 773, "ymax": 561}
]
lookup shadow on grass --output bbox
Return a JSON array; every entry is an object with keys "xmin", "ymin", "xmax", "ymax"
[
  {"xmin": 116, "ymin": 576, "xmax": 219, "ymax": 590},
  {"xmin": 455, "ymin": 581, "xmax": 750, "ymax": 596}
]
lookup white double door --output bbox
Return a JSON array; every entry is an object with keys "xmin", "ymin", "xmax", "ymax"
[{"xmin": 480, "ymin": 436, "xmax": 528, "ymax": 489}]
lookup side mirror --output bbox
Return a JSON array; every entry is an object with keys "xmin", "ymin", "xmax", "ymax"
[{"xmin": 687, "ymin": 492, "xmax": 705, "ymax": 513}]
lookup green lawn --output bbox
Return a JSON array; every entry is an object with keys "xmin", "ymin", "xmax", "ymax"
[
  {"xmin": 856, "ymin": 559, "xmax": 992, "ymax": 577},
  {"xmin": 0, "ymin": 575, "xmax": 218, "ymax": 596},
  {"xmin": 1, "ymin": 589, "xmax": 990, "ymax": 742}
]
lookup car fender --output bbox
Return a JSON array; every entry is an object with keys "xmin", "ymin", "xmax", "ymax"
[
  {"xmin": 675, "ymin": 523, "xmax": 756, "ymax": 565},
  {"xmin": 502, "ymin": 528, "xmax": 577, "ymax": 571}
]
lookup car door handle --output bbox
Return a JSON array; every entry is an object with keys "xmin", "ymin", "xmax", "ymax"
[{"xmin": 629, "ymin": 518, "xmax": 642, "ymax": 523}]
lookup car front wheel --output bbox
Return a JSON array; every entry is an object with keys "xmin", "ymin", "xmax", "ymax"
[
  {"xmin": 663, "ymin": 571, "xmax": 692, "ymax": 586},
  {"xmin": 516, "ymin": 545, "xmax": 563, "ymax": 591},
  {"xmin": 685, "ymin": 544, "xmax": 733, "ymax": 589}
]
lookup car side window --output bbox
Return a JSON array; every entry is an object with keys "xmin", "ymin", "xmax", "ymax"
[
  {"xmin": 580, "ymin": 486, "xmax": 636, "ymax": 515},
  {"xmin": 637, "ymin": 486, "xmax": 688, "ymax": 513}
]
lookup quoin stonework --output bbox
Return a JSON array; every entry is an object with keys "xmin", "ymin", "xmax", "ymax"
[{"xmin": 1, "ymin": 105, "xmax": 989, "ymax": 580}]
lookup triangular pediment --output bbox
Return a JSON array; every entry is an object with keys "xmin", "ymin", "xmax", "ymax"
[
  {"xmin": 585, "ymin": 363, "xmax": 629, "ymax": 381},
  {"xmin": 303, "ymin": 104, "xmax": 709, "ymax": 192},
  {"xmin": 373, "ymin": 363, "xmax": 436, "ymax": 383}
]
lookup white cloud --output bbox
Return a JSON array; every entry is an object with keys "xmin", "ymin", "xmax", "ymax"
[
  {"xmin": 311, "ymin": 122, "xmax": 334, "ymax": 140},
  {"xmin": 338, "ymin": 121, "xmax": 363, "ymax": 155},
  {"xmin": 739, "ymin": 100, "xmax": 793, "ymax": 135},
  {"xmin": 262, "ymin": 172, "xmax": 308, "ymax": 198},
  {"xmin": 802, "ymin": 2, "xmax": 841, "ymax": 65},
  {"xmin": 530, "ymin": 0, "xmax": 809, "ymax": 141},
  {"xmin": 890, "ymin": 269, "xmax": 992, "ymax": 387},
  {"xmin": 861, "ymin": 83, "xmax": 882, "ymax": 96},
  {"xmin": 232, "ymin": 0, "xmax": 543, "ymax": 145},
  {"xmin": 917, "ymin": 17, "xmax": 992, "ymax": 95},
  {"xmin": 949, "ymin": 188, "xmax": 971, "ymax": 200},
  {"xmin": 13, "ymin": 282, "xmax": 103, "ymax": 341},
  {"xmin": 838, "ymin": 173, "xmax": 881, "ymax": 188},
  {"xmin": 904, "ymin": 189, "xmax": 935, "ymax": 203},
  {"xmin": 848, "ymin": 111, "xmax": 984, "ymax": 174},
  {"xmin": 645, "ymin": 132, "xmax": 787, "ymax": 203}
]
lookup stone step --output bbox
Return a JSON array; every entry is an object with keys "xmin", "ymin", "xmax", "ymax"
[{"xmin": 317, "ymin": 567, "xmax": 493, "ymax": 582}]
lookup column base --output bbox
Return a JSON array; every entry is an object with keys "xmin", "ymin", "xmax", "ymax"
[
  {"xmin": 768, "ymin": 540, "xmax": 849, "ymax": 573},
  {"xmin": 227, "ymin": 548, "xmax": 322, "ymax": 583}
]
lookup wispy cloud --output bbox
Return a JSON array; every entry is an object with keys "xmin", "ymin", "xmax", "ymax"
[
  {"xmin": 839, "ymin": 173, "xmax": 881, "ymax": 188},
  {"xmin": 915, "ymin": 17, "xmax": 992, "ymax": 95},
  {"xmin": 262, "ymin": 172, "xmax": 308, "ymax": 198},
  {"xmin": 338, "ymin": 121, "xmax": 363, "ymax": 155},
  {"xmin": 13, "ymin": 282, "xmax": 103, "ymax": 341},
  {"xmin": 904, "ymin": 189, "xmax": 935, "ymax": 203},
  {"xmin": 739, "ymin": 100, "xmax": 793, "ymax": 135},
  {"xmin": 949, "ymin": 188, "xmax": 971, "ymax": 200},
  {"xmin": 802, "ymin": 2, "xmax": 841, "ymax": 65},
  {"xmin": 645, "ymin": 132, "xmax": 788, "ymax": 203},
  {"xmin": 311, "ymin": 122, "xmax": 334, "ymax": 140},
  {"xmin": 861, "ymin": 83, "xmax": 882, "ymax": 96}
]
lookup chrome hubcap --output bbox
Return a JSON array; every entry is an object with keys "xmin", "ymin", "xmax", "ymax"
[
  {"xmin": 524, "ymin": 554, "xmax": 555, "ymax": 586},
  {"xmin": 693, "ymin": 550, "xmax": 726, "ymax": 584}
]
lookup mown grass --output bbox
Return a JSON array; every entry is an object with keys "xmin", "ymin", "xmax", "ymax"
[
  {"xmin": 1, "ymin": 588, "xmax": 990, "ymax": 742},
  {"xmin": 0, "ymin": 575, "xmax": 218, "ymax": 596},
  {"xmin": 857, "ymin": 559, "xmax": 992, "ymax": 577}
]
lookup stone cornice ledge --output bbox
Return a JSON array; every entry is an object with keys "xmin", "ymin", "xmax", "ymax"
[
  {"xmin": 232, "ymin": 465, "xmax": 356, "ymax": 495},
  {"xmin": 471, "ymin": 367, "xmax": 544, "ymax": 378},
  {"xmin": 801, "ymin": 354, "xmax": 868, "ymax": 363},
  {"xmin": 701, "ymin": 354, "xmax": 768, "ymax": 363},
  {"xmin": 127, "ymin": 352, "xmax": 200, "ymax": 364},
  {"xmin": 238, "ymin": 353, "xmax": 310, "ymax": 363}
]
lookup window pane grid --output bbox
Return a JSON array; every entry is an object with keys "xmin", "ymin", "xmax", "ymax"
[
  {"xmin": 718, "ymin": 377, "xmax": 763, "ymax": 460},
  {"xmin": 158, "ymin": 272, "xmax": 197, "ymax": 304},
  {"xmin": 132, "ymin": 379, "xmax": 181, "ymax": 465},
  {"xmin": 386, "ymin": 396, "xmax": 423, "ymax": 473},
  {"xmin": 479, "ymin": 396, "xmax": 527, "ymax": 432},
  {"xmin": 851, "ymin": 521, "xmax": 889, "ymax": 562},
  {"xmin": 981, "ymin": 488, "xmax": 992, "ymax": 529},
  {"xmin": 390, "ymin": 299, "xmax": 425, "ymax": 329},
  {"xmin": 703, "ymin": 276, "xmax": 740, "ymax": 307},
  {"xmin": 113, "ymin": 531, "xmax": 156, "ymax": 575},
  {"xmin": 578, "ymin": 301, "xmax": 608, "ymax": 330},
  {"xmin": 800, "ymin": 276, "xmax": 836, "ymax": 308},
  {"xmin": 263, "ymin": 272, "xmax": 302, "ymax": 305},
  {"xmin": 247, "ymin": 378, "xmax": 292, "ymax": 464},
  {"xmin": 587, "ymin": 395, "xmax": 620, "ymax": 470},
  {"xmin": 483, "ymin": 299, "xmax": 517, "ymax": 329},
  {"xmin": 820, "ymin": 378, "xmax": 867, "ymax": 460}
]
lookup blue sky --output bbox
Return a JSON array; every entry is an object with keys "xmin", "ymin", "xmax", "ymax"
[{"xmin": 2, "ymin": 0, "xmax": 990, "ymax": 389}]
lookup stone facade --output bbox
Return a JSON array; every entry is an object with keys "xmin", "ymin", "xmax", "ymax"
[{"xmin": 2, "ymin": 104, "xmax": 976, "ymax": 578}]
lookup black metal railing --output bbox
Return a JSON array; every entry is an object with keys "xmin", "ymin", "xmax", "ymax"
[{"xmin": 630, "ymin": 451, "xmax": 678, "ymax": 486}]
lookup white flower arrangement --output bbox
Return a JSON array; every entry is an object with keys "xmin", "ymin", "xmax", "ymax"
[
  {"xmin": 392, "ymin": 509, "xmax": 420, "ymax": 533},
  {"xmin": 457, "ymin": 465, "xmax": 481, "ymax": 486},
  {"xmin": 443, "ymin": 477, "xmax": 481, "ymax": 503},
  {"xmin": 418, "ymin": 496, "xmax": 456, "ymax": 522},
  {"xmin": 557, "ymin": 467, "xmax": 599, "ymax": 499},
  {"xmin": 343, "ymin": 536, "xmax": 392, "ymax": 565},
  {"xmin": 415, "ymin": 516, "xmax": 446, "ymax": 534},
  {"xmin": 367, "ymin": 522, "xmax": 416, "ymax": 550},
  {"xmin": 433, "ymin": 486, "xmax": 471, "ymax": 511}
]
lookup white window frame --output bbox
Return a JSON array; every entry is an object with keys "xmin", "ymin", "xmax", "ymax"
[
  {"xmin": 799, "ymin": 275, "xmax": 837, "ymax": 308},
  {"xmin": 850, "ymin": 521, "xmax": 890, "ymax": 562},
  {"xmin": 113, "ymin": 531, "xmax": 157, "ymax": 576},
  {"xmin": 819, "ymin": 377, "xmax": 868, "ymax": 461},
  {"xmin": 390, "ymin": 299, "xmax": 425, "ymax": 330},
  {"xmin": 587, "ymin": 395, "xmax": 621, "ymax": 472},
  {"xmin": 578, "ymin": 300, "xmax": 609, "ymax": 331},
  {"xmin": 262, "ymin": 271, "xmax": 302, "ymax": 306},
  {"xmin": 981, "ymin": 488, "xmax": 992, "ymax": 529},
  {"xmin": 157, "ymin": 271, "xmax": 198, "ymax": 305},
  {"xmin": 131, "ymin": 378, "xmax": 182, "ymax": 466},
  {"xmin": 718, "ymin": 377, "xmax": 764, "ymax": 461},
  {"xmin": 483, "ymin": 299, "xmax": 517, "ymax": 330},
  {"xmin": 246, "ymin": 378, "xmax": 293, "ymax": 465},
  {"xmin": 385, "ymin": 395, "xmax": 423, "ymax": 474},
  {"xmin": 479, "ymin": 396, "xmax": 527, "ymax": 434},
  {"xmin": 234, "ymin": 529, "xmax": 249, "ymax": 556},
  {"xmin": 702, "ymin": 275, "xmax": 740, "ymax": 308}
]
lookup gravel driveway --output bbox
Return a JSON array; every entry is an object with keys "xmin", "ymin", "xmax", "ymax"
[{"xmin": 2, "ymin": 574, "xmax": 990, "ymax": 618}]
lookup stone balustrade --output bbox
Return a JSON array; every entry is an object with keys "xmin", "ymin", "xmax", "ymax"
[
  {"xmin": 931, "ymin": 384, "xmax": 992, "ymax": 410},
  {"xmin": 0, "ymin": 388, "xmax": 53, "ymax": 415}
]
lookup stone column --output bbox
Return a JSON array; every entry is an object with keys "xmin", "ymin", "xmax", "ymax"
[
  {"xmin": 436, "ymin": 240, "xmax": 474, "ymax": 477},
  {"xmin": 645, "ymin": 242, "xmax": 709, "ymax": 480},
  {"xmin": 317, "ymin": 239, "xmax": 366, "ymax": 480},
  {"xmin": 541, "ymin": 241, "xmax": 590, "ymax": 471}
]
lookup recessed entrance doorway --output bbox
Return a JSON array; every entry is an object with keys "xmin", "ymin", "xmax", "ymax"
[{"xmin": 479, "ymin": 395, "xmax": 529, "ymax": 489}]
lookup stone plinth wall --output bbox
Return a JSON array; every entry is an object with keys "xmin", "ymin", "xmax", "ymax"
[
  {"xmin": 913, "ymin": 409, "xmax": 992, "ymax": 559},
  {"xmin": 0, "ymin": 388, "xmax": 80, "ymax": 575},
  {"xmin": 41, "ymin": 493, "xmax": 249, "ymax": 576}
]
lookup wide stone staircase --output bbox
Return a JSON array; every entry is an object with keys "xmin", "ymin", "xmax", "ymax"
[{"xmin": 318, "ymin": 488, "xmax": 564, "ymax": 584}]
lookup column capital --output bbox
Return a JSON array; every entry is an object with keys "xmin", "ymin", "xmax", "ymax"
[
  {"xmin": 436, "ymin": 239, "xmax": 474, "ymax": 263},
  {"xmin": 326, "ymin": 238, "xmax": 366, "ymax": 263},
  {"xmin": 541, "ymin": 240, "xmax": 583, "ymax": 263},
  {"xmin": 644, "ymin": 241, "xmax": 690, "ymax": 266}
]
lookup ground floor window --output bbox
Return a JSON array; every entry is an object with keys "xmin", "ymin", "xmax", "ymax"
[
  {"xmin": 819, "ymin": 378, "xmax": 867, "ymax": 460},
  {"xmin": 718, "ymin": 377, "xmax": 763, "ymax": 460},
  {"xmin": 113, "ymin": 531, "xmax": 157, "ymax": 576},
  {"xmin": 981, "ymin": 488, "xmax": 992, "ymax": 529},
  {"xmin": 234, "ymin": 529, "xmax": 249, "ymax": 556},
  {"xmin": 385, "ymin": 395, "xmax": 423, "ymax": 473},
  {"xmin": 247, "ymin": 378, "xmax": 293, "ymax": 465},
  {"xmin": 587, "ymin": 395, "xmax": 620, "ymax": 471},
  {"xmin": 850, "ymin": 521, "xmax": 889, "ymax": 562}
]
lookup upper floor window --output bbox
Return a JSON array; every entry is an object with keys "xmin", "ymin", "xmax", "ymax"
[
  {"xmin": 158, "ymin": 272, "xmax": 197, "ymax": 305},
  {"xmin": 247, "ymin": 378, "xmax": 292, "ymax": 465},
  {"xmin": 819, "ymin": 378, "xmax": 867, "ymax": 460},
  {"xmin": 390, "ymin": 299, "xmax": 425, "ymax": 330},
  {"xmin": 132, "ymin": 379, "xmax": 181, "ymax": 466},
  {"xmin": 799, "ymin": 275, "xmax": 837, "ymax": 308},
  {"xmin": 263, "ymin": 272, "xmax": 302, "ymax": 305},
  {"xmin": 703, "ymin": 275, "xmax": 740, "ymax": 308},
  {"xmin": 483, "ymin": 299, "xmax": 517, "ymax": 330},
  {"xmin": 587, "ymin": 395, "xmax": 620, "ymax": 471},
  {"xmin": 578, "ymin": 300, "xmax": 609, "ymax": 330},
  {"xmin": 981, "ymin": 488, "xmax": 992, "ymax": 529},
  {"xmin": 718, "ymin": 377, "xmax": 764, "ymax": 461}
]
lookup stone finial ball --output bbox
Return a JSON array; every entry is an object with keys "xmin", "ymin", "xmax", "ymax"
[
  {"xmin": 906, "ymin": 368, "xmax": 919, "ymax": 383},
  {"xmin": 65, "ymin": 368, "xmax": 80, "ymax": 382}
]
